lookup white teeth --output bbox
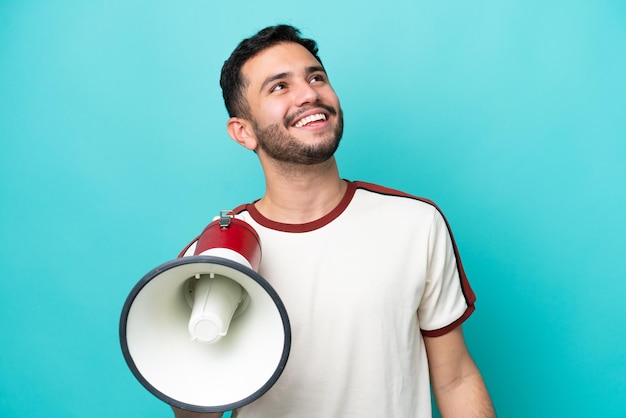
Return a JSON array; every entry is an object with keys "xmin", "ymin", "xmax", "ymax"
[{"xmin": 294, "ymin": 113, "xmax": 326, "ymax": 128}]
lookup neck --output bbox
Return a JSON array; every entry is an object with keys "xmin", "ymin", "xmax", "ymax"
[{"xmin": 255, "ymin": 157, "xmax": 347, "ymax": 224}]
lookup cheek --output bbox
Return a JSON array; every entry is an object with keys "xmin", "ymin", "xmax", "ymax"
[
  {"xmin": 321, "ymin": 87, "xmax": 340, "ymax": 107},
  {"xmin": 254, "ymin": 100, "xmax": 290, "ymax": 126}
]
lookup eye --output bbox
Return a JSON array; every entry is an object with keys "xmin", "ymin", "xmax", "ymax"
[
  {"xmin": 309, "ymin": 73, "xmax": 326, "ymax": 84},
  {"xmin": 270, "ymin": 82, "xmax": 287, "ymax": 93}
]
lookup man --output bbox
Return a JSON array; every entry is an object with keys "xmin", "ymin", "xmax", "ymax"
[{"xmin": 174, "ymin": 25, "xmax": 495, "ymax": 418}]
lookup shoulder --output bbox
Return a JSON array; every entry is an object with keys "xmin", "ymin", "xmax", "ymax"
[
  {"xmin": 352, "ymin": 181, "xmax": 437, "ymax": 207},
  {"xmin": 351, "ymin": 181, "xmax": 444, "ymax": 218}
]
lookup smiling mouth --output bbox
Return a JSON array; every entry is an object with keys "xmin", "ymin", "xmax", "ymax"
[{"xmin": 293, "ymin": 113, "xmax": 327, "ymax": 128}]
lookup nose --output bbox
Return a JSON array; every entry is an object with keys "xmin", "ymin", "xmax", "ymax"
[{"xmin": 293, "ymin": 79, "xmax": 319, "ymax": 106}]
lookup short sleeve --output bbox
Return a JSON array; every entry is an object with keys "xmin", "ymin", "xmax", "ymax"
[{"xmin": 418, "ymin": 209, "xmax": 475, "ymax": 337}]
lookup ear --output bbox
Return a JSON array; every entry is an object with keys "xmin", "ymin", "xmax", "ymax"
[{"xmin": 227, "ymin": 117, "xmax": 258, "ymax": 151}]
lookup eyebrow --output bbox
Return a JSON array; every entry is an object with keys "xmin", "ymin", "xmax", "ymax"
[{"xmin": 259, "ymin": 65, "xmax": 326, "ymax": 92}]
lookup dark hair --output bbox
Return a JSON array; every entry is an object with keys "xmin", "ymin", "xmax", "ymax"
[{"xmin": 220, "ymin": 24, "xmax": 323, "ymax": 118}]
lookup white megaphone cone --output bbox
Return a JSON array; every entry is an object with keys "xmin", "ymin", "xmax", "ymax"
[{"xmin": 119, "ymin": 211, "xmax": 290, "ymax": 413}]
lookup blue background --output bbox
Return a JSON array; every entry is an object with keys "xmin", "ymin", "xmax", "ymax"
[{"xmin": 1, "ymin": 1, "xmax": 625, "ymax": 416}]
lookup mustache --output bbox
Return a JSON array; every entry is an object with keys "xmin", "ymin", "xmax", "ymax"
[{"xmin": 285, "ymin": 103, "xmax": 338, "ymax": 127}]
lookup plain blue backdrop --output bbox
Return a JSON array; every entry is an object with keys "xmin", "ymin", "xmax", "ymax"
[{"xmin": 1, "ymin": 1, "xmax": 625, "ymax": 416}]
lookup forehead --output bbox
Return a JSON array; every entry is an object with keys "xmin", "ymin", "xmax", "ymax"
[{"xmin": 241, "ymin": 42, "xmax": 322, "ymax": 88}]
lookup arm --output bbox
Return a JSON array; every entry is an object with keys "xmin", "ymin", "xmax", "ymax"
[
  {"xmin": 171, "ymin": 407, "xmax": 224, "ymax": 418},
  {"xmin": 423, "ymin": 326, "xmax": 496, "ymax": 418}
]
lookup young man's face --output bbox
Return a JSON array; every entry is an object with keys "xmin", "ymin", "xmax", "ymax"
[{"xmin": 240, "ymin": 42, "xmax": 343, "ymax": 165}]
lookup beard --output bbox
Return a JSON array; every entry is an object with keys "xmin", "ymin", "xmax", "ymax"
[{"xmin": 251, "ymin": 106, "xmax": 344, "ymax": 166}]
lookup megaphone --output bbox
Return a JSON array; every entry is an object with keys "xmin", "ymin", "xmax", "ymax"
[{"xmin": 119, "ymin": 211, "xmax": 291, "ymax": 413}]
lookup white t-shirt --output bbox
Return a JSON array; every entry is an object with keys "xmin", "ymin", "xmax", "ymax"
[{"xmin": 183, "ymin": 181, "xmax": 476, "ymax": 417}]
